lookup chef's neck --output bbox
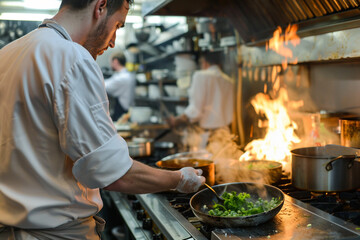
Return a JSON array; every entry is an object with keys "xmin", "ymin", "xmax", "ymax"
[
  {"xmin": 201, "ymin": 61, "xmax": 219, "ymax": 70},
  {"xmin": 52, "ymin": 4, "xmax": 95, "ymax": 45}
]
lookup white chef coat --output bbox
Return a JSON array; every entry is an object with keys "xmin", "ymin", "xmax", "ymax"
[
  {"xmin": 0, "ymin": 19, "xmax": 133, "ymax": 229},
  {"xmin": 184, "ymin": 65, "xmax": 234, "ymax": 129},
  {"xmin": 105, "ymin": 68, "xmax": 136, "ymax": 110}
]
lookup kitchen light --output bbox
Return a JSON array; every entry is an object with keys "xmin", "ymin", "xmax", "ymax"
[
  {"xmin": 0, "ymin": 0, "xmax": 60, "ymax": 10},
  {"xmin": 0, "ymin": 1, "xmax": 24, "ymax": 8},
  {"xmin": 24, "ymin": 0, "xmax": 60, "ymax": 10},
  {"xmin": 126, "ymin": 15, "xmax": 143, "ymax": 24},
  {"xmin": 0, "ymin": 13, "xmax": 53, "ymax": 21}
]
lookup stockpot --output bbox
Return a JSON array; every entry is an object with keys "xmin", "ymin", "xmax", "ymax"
[{"xmin": 291, "ymin": 146, "xmax": 360, "ymax": 192}]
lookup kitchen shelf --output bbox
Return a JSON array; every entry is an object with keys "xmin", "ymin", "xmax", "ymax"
[
  {"xmin": 135, "ymin": 96, "xmax": 188, "ymax": 104},
  {"xmin": 137, "ymin": 79, "xmax": 177, "ymax": 86},
  {"xmin": 151, "ymin": 28, "xmax": 189, "ymax": 47},
  {"xmin": 143, "ymin": 50, "xmax": 196, "ymax": 66},
  {"xmin": 161, "ymin": 96, "xmax": 188, "ymax": 103}
]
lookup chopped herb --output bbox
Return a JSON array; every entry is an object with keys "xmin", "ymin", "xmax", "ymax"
[{"xmin": 207, "ymin": 191, "xmax": 281, "ymax": 217}]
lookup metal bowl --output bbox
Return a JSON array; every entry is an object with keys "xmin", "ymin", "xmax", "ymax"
[
  {"xmin": 190, "ymin": 182, "xmax": 284, "ymax": 227},
  {"xmin": 156, "ymin": 151, "xmax": 215, "ymax": 186},
  {"xmin": 237, "ymin": 160, "xmax": 283, "ymax": 184}
]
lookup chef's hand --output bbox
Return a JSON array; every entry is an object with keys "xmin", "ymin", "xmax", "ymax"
[
  {"xmin": 166, "ymin": 115, "xmax": 176, "ymax": 128},
  {"xmin": 175, "ymin": 167, "xmax": 205, "ymax": 193},
  {"xmin": 166, "ymin": 114, "xmax": 189, "ymax": 129}
]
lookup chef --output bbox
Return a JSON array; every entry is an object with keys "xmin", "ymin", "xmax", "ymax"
[
  {"xmin": 167, "ymin": 51, "xmax": 235, "ymax": 149},
  {"xmin": 105, "ymin": 52, "xmax": 136, "ymax": 121},
  {"xmin": 0, "ymin": 0, "xmax": 205, "ymax": 239}
]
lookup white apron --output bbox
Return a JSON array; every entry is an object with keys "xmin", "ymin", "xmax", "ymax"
[{"xmin": 0, "ymin": 216, "xmax": 105, "ymax": 240}]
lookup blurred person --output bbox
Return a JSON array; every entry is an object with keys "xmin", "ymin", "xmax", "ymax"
[
  {"xmin": 167, "ymin": 51, "xmax": 235, "ymax": 149},
  {"xmin": 0, "ymin": 0, "xmax": 205, "ymax": 239},
  {"xmin": 105, "ymin": 52, "xmax": 136, "ymax": 121}
]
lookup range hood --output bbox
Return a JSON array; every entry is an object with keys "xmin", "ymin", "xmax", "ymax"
[{"xmin": 142, "ymin": 0, "xmax": 360, "ymax": 45}]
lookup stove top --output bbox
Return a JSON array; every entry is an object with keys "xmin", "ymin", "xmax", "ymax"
[
  {"xmin": 276, "ymin": 178, "xmax": 360, "ymax": 227},
  {"xmin": 109, "ymin": 172, "xmax": 360, "ymax": 240},
  {"xmin": 133, "ymin": 190, "xmax": 360, "ymax": 240}
]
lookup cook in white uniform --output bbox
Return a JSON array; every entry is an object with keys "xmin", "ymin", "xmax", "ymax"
[
  {"xmin": 105, "ymin": 52, "xmax": 136, "ymax": 121},
  {"xmin": 0, "ymin": 0, "xmax": 205, "ymax": 239},
  {"xmin": 168, "ymin": 51, "xmax": 234, "ymax": 149}
]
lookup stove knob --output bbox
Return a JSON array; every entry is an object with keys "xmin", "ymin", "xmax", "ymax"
[
  {"xmin": 152, "ymin": 233, "xmax": 162, "ymax": 240},
  {"xmin": 132, "ymin": 200, "xmax": 141, "ymax": 210},
  {"xmin": 142, "ymin": 218, "xmax": 152, "ymax": 230},
  {"xmin": 136, "ymin": 209, "xmax": 145, "ymax": 220}
]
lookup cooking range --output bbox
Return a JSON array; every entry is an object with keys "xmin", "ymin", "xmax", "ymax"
[{"xmin": 108, "ymin": 159, "xmax": 360, "ymax": 240}]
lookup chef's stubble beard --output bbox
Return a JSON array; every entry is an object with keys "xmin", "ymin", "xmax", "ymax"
[{"xmin": 84, "ymin": 17, "xmax": 109, "ymax": 59}]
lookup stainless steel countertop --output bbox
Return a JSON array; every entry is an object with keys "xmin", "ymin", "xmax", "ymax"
[{"xmin": 211, "ymin": 195, "xmax": 360, "ymax": 240}]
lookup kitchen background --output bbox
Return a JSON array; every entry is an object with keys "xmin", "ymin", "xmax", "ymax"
[
  {"xmin": 1, "ymin": 0, "xmax": 360, "ymax": 239},
  {"xmin": 3, "ymin": 0, "xmax": 360, "ymax": 146}
]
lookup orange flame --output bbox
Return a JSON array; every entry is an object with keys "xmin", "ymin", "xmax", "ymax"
[
  {"xmin": 239, "ymin": 88, "xmax": 303, "ymax": 172},
  {"xmin": 239, "ymin": 24, "xmax": 302, "ymax": 173},
  {"xmin": 266, "ymin": 24, "xmax": 300, "ymax": 70}
]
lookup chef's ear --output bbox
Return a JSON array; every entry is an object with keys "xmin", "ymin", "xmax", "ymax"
[{"xmin": 94, "ymin": 0, "xmax": 107, "ymax": 19}]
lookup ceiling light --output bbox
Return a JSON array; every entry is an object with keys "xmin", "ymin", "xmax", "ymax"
[
  {"xmin": 126, "ymin": 15, "xmax": 143, "ymax": 24},
  {"xmin": 23, "ymin": 0, "xmax": 60, "ymax": 10},
  {"xmin": 0, "ymin": 1, "xmax": 24, "ymax": 8},
  {"xmin": 0, "ymin": 0, "xmax": 60, "ymax": 10},
  {"xmin": 0, "ymin": 13, "xmax": 53, "ymax": 21}
]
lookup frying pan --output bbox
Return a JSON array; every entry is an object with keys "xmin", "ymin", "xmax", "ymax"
[{"xmin": 190, "ymin": 182, "xmax": 284, "ymax": 227}]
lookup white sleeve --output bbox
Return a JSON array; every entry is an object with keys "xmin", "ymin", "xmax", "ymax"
[
  {"xmin": 104, "ymin": 73, "xmax": 130, "ymax": 97},
  {"xmin": 54, "ymin": 58, "xmax": 133, "ymax": 188},
  {"xmin": 184, "ymin": 71, "xmax": 207, "ymax": 122}
]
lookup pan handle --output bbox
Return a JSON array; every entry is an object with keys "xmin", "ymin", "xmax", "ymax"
[{"xmin": 325, "ymin": 155, "xmax": 355, "ymax": 171}]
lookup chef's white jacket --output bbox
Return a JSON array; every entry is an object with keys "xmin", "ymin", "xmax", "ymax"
[
  {"xmin": 105, "ymin": 68, "xmax": 136, "ymax": 110},
  {"xmin": 184, "ymin": 65, "xmax": 234, "ymax": 129},
  {"xmin": 0, "ymin": 20, "xmax": 133, "ymax": 229}
]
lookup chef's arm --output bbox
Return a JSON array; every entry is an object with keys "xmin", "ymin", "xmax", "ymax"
[
  {"xmin": 103, "ymin": 160, "xmax": 205, "ymax": 194},
  {"xmin": 167, "ymin": 114, "xmax": 189, "ymax": 128}
]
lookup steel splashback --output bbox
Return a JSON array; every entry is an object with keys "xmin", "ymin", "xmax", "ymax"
[{"xmin": 142, "ymin": 0, "xmax": 360, "ymax": 45}]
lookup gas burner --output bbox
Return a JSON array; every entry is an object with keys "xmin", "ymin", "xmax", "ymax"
[{"xmin": 310, "ymin": 191, "xmax": 337, "ymax": 198}]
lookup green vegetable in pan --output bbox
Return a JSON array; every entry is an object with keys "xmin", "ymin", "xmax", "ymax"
[{"xmin": 207, "ymin": 191, "xmax": 281, "ymax": 217}]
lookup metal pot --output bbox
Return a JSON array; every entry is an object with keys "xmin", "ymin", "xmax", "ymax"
[
  {"xmin": 156, "ymin": 151, "xmax": 215, "ymax": 186},
  {"xmin": 340, "ymin": 117, "xmax": 360, "ymax": 148},
  {"xmin": 237, "ymin": 160, "xmax": 282, "ymax": 184},
  {"xmin": 291, "ymin": 146, "xmax": 360, "ymax": 192},
  {"xmin": 127, "ymin": 138, "xmax": 153, "ymax": 158},
  {"xmin": 190, "ymin": 182, "xmax": 285, "ymax": 227},
  {"xmin": 127, "ymin": 129, "xmax": 171, "ymax": 158}
]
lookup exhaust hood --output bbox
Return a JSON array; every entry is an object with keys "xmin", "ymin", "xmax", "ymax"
[{"xmin": 142, "ymin": 0, "xmax": 360, "ymax": 45}]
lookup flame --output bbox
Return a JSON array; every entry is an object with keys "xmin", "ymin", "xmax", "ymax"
[
  {"xmin": 239, "ymin": 88, "xmax": 303, "ymax": 172},
  {"xmin": 266, "ymin": 24, "xmax": 300, "ymax": 70},
  {"xmin": 239, "ymin": 24, "xmax": 302, "ymax": 174}
]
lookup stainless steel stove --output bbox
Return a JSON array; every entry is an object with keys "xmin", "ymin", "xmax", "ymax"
[{"xmin": 107, "ymin": 182, "xmax": 360, "ymax": 240}]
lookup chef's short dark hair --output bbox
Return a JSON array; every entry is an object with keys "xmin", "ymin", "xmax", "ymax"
[
  {"xmin": 112, "ymin": 53, "xmax": 126, "ymax": 66},
  {"xmin": 60, "ymin": 0, "xmax": 133, "ymax": 16},
  {"xmin": 201, "ymin": 51, "xmax": 222, "ymax": 65}
]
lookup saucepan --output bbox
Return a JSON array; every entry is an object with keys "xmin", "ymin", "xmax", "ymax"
[
  {"xmin": 155, "ymin": 151, "xmax": 215, "ymax": 186},
  {"xmin": 190, "ymin": 182, "xmax": 285, "ymax": 227},
  {"xmin": 127, "ymin": 129, "xmax": 171, "ymax": 158}
]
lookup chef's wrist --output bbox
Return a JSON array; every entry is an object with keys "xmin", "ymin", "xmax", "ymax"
[
  {"xmin": 175, "ymin": 114, "xmax": 189, "ymax": 127},
  {"xmin": 170, "ymin": 170, "xmax": 183, "ymax": 191}
]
